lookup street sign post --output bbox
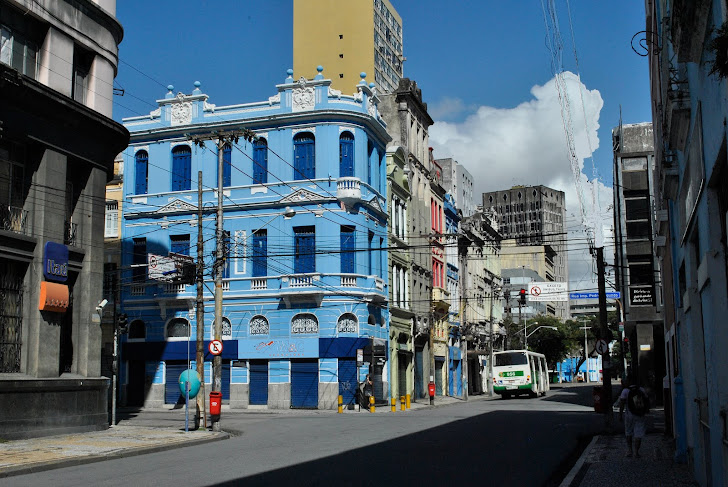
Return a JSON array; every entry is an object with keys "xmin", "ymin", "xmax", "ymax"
[
  {"xmin": 569, "ymin": 292, "xmax": 621, "ymax": 300},
  {"xmin": 595, "ymin": 338, "xmax": 609, "ymax": 355}
]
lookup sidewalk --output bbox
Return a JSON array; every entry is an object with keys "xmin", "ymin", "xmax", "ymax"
[
  {"xmin": 0, "ymin": 393, "xmax": 472, "ymax": 478},
  {"xmin": 560, "ymin": 408, "xmax": 698, "ymax": 487}
]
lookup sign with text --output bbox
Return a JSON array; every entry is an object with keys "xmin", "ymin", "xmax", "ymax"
[
  {"xmin": 569, "ymin": 292, "xmax": 621, "ymax": 300},
  {"xmin": 238, "ymin": 338, "xmax": 319, "ymax": 359},
  {"xmin": 629, "ymin": 287, "xmax": 654, "ymax": 306},
  {"xmin": 528, "ymin": 282, "xmax": 568, "ymax": 302},
  {"xmin": 43, "ymin": 242, "xmax": 68, "ymax": 283}
]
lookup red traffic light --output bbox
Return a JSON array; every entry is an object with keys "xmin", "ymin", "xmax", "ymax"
[{"xmin": 519, "ymin": 289, "xmax": 526, "ymax": 296}]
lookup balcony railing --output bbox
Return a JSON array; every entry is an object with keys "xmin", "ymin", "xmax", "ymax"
[
  {"xmin": 64, "ymin": 220, "xmax": 77, "ymax": 246},
  {"xmin": 341, "ymin": 276, "xmax": 357, "ymax": 287},
  {"xmin": 0, "ymin": 205, "xmax": 28, "ymax": 234},
  {"xmin": 130, "ymin": 285, "xmax": 145, "ymax": 296},
  {"xmin": 164, "ymin": 283, "xmax": 187, "ymax": 294},
  {"xmin": 251, "ymin": 278, "xmax": 267, "ymax": 290},
  {"xmin": 290, "ymin": 275, "xmax": 314, "ymax": 288},
  {"xmin": 337, "ymin": 177, "xmax": 361, "ymax": 208}
]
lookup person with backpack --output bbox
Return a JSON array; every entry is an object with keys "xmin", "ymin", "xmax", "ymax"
[{"xmin": 618, "ymin": 374, "xmax": 650, "ymax": 457}]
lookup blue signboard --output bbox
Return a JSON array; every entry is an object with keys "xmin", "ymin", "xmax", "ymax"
[
  {"xmin": 239, "ymin": 337, "xmax": 319, "ymax": 359},
  {"xmin": 43, "ymin": 242, "xmax": 68, "ymax": 282},
  {"xmin": 569, "ymin": 292, "xmax": 621, "ymax": 299}
]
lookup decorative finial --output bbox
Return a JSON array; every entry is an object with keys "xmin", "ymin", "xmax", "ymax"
[
  {"xmin": 287, "ymin": 69, "xmax": 294, "ymax": 76},
  {"xmin": 317, "ymin": 65, "xmax": 324, "ymax": 73},
  {"xmin": 167, "ymin": 84, "xmax": 174, "ymax": 92},
  {"xmin": 194, "ymin": 81, "xmax": 201, "ymax": 88},
  {"xmin": 360, "ymin": 72, "xmax": 367, "ymax": 79}
]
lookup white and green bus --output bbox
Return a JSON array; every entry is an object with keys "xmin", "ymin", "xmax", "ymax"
[{"xmin": 492, "ymin": 350, "xmax": 550, "ymax": 399}]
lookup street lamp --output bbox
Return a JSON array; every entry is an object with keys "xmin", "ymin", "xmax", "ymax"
[{"xmin": 525, "ymin": 325, "xmax": 557, "ymax": 349}]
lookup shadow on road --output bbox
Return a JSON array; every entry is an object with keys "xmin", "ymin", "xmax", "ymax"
[{"xmin": 209, "ymin": 409, "xmax": 602, "ymax": 487}]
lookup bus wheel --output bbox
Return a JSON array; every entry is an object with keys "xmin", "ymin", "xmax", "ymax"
[
  {"xmin": 501, "ymin": 392, "xmax": 510, "ymax": 399},
  {"xmin": 528, "ymin": 389, "xmax": 538, "ymax": 398}
]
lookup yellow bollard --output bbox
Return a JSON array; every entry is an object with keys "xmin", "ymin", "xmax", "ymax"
[
  {"xmin": 391, "ymin": 398, "xmax": 396, "ymax": 412},
  {"xmin": 400, "ymin": 395, "xmax": 405, "ymax": 411},
  {"xmin": 369, "ymin": 395, "xmax": 375, "ymax": 413},
  {"xmin": 338, "ymin": 395, "xmax": 343, "ymax": 414},
  {"xmin": 406, "ymin": 394, "xmax": 411, "ymax": 409}
]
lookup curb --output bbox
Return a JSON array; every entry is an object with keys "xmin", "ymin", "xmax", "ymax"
[
  {"xmin": 559, "ymin": 435, "xmax": 599, "ymax": 487},
  {"xmin": 0, "ymin": 431, "xmax": 229, "ymax": 479}
]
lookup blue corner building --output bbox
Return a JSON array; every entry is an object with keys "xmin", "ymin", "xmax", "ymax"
[{"xmin": 119, "ymin": 68, "xmax": 390, "ymax": 409}]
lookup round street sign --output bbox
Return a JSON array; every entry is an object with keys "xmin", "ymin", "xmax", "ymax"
[
  {"xmin": 209, "ymin": 339, "xmax": 223, "ymax": 356},
  {"xmin": 595, "ymin": 338, "xmax": 609, "ymax": 355}
]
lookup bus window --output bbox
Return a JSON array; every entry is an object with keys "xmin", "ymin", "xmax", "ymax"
[{"xmin": 495, "ymin": 352, "xmax": 528, "ymax": 367}]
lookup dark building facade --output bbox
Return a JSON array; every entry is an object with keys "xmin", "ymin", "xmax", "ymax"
[{"xmin": 0, "ymin": 0, "xmax": 128, "ymax": 438}]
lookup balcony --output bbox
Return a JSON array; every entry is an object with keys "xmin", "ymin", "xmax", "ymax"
[
  {"xmin": 164, "ymin": 282, "xmax": 187, "ymax": 294},
  {"xmin": 0, "ymin": 205, "xmax": 28, "ymax": 234},
  {"xmin": 130, "ymin": 284, "xmax": 145, "ymax": 296},
  {"xmin": 337, "ymin": 177, "xmax": 361, "ymax": 208},
  {"xmin": 64, "ymin": 220, "xmax": 78, "ymax": 246},
  {"xmin": 251, "ymin": 278, "xmax": 267, "ymax": 290},
  {"xmin": 341, "ymin": 276, "xmax": 357, "ymax": 287},
  {"xmin": 281, "ymin": 273, "xmax": 324, "ymax": 306},
  {"xmin": 432, "ymin": 286, "xmax": 450, "ymax": 315}
]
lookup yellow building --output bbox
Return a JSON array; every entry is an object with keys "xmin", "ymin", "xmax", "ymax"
[{"xmin": 293, "ymin": 0, "xmax": 403, "ymax": 93}]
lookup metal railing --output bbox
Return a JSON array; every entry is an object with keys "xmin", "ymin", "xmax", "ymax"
[{"xmin": 0, "ymin": 206, "xmax": 28, "ymax": 234}]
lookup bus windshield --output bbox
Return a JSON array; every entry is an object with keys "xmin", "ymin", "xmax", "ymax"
[{"xmin": 495, "ymin": 352, "xmax": 528, "ymax": 367}]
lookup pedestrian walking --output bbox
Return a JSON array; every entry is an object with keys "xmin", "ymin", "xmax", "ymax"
[{"xmin": 617, "ymin": 374, "xmax": 650, "ymax": 457}]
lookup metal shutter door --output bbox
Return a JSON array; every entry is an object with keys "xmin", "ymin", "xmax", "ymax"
[
  {"xmin": 222, "ymin": 362, "xmax": 231, "ymax": 402},
  {"xmin": 397, "ymin": 353, "xmax": 408, "ymax": 399},
  {"xmin": 371, "ymin": 363, "xmax": 384, "ymax": 403},
  {"xmin": 165, "ymin": 363, "xmax": 187, "ymax": 405},
  {"xmin": 249, "ymin": 360, "xmax": 268, "ymax": 406},
  {"xmin": 415, "ymin": 348, "xmax": 425, "ymax": 399},
  {"xmin": 291, "ymin": 359, "xmax": 318, "ymax": 409},
  {"xmin": 338, "ymin": 358, "xmax": 356, "ymax": 407}
]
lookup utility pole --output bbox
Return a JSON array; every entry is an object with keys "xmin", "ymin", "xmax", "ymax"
[
  {"xmin": 192, "ymin": 128, "xmax": 256, "ymax": 433},
  {"xmin": 488, "ymin": 287, "xmax": 496, "ymax": 396},
  {"xmin": 196, "ymin": 171, "xmax": 206, "ymax": 429},
  {"xmin": 459, "ymin": 236, "xmax": 468, "ymax": 400},
  {"xmin": 212, "ymin": 138, "xmax": 225, "ymax": 432},
  {"xmin": 597, "ymin": 246, "xmax": 613, "ymax": 427}
]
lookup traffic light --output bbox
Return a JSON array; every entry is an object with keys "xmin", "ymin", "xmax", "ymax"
[
  {"xmin": 519, "ymin": 288, "xmax": 527, "ymax": 305},
  {"xmin": 117, "ymin": 313, "xmax": 128, "ymax": 334}
]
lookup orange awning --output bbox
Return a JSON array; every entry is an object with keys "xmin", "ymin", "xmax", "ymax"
[{"xmin": 39, "ymin": 281, "xmax": 69, "ymax": 313}]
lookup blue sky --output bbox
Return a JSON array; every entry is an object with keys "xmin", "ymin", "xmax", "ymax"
[{"xmin": 113, "ymin": 0, "xmax": 651, "ymax": 291}]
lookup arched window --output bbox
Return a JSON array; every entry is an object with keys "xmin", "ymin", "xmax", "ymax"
[
  {"xmin": 253, "ymin": 138, "xmax": 268, "ymax": 184},
  {"xmin": 339, "ymin": 132, "xmax": 354, "ymax": 178},
  {"xmin": 134, "ymin": 150, "xmax": 148, "ymax": 194},
  {"xmin": 166, "ymin": 318, "xmax": 190, "ymax": 339},
  {"xmin": 291, "ymin": 313, "xmax": 318, "ymax": 334},
  {"xmin": 218, "ymin": 143, "xmax": 232, "ymax": 187},
  {"xmin": 221, "ymin": 317, "xmax": 232, "ymax": 339},
  {"xmin": 337, "ymin": 313, "xmax": 357, "ymax": 333},
  {"xmin": 250, "ymin": 315, "xmax": 269, "ymax": 335},
  {"xmin": 293, "ymin": 133, "xmax": 315, "ymax": 180},
  {"xmin": 128, "ymin": 320, "xmax": 145, "ymax": 340},
  {"xmin": 171, "ymin": 145, "xmax": 191, "ymax": 191}
]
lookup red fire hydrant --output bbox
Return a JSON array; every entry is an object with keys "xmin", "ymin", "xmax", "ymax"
[{"xmin": 428, "ymin": 380, "xmax": 436, "ymax": 405}]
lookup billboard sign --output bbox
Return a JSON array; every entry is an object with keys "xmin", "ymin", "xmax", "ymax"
[{"xmin": 528, "ymin": 282, "xmax": 568, "ymax": 302}]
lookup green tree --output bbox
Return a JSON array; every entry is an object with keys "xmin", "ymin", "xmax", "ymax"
[{"xmin": 527, "ymin": 315, "xmax": 567, "ymax": 368}]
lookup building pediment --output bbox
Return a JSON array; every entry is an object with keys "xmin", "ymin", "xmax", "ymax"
[
  {"xmin": 280, "ymin": 189, "xmax": 322, "ymax": 204},
  {"xmin": 158, "ymin": 199, "xmax": 197, "ymax": 214}
]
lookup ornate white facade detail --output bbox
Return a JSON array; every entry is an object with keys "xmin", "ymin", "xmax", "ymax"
[
  {"xmin": 280, "ymin": 189, "xmax": 322, "ymax": 204},
  {"xmin": 158, "ymin": 199, "xmax": 197, "ymax": 213},
  {"xmin": 171, "ymin": 97, "xmax": 193, "ymax": 126},
  {"xmin": 292, "ymin": 86, "xmax": 315, "ymax": 112},
  {"xmin": 268, "ymin": 93, "xmax": 280, "ymax": 105},
  {"xmin": 203, "ymin": 101, "xmax": 216, "ymax": 113},
  {"xmin": 328, "ymin": 87, "xmax": 342, "ymax": 99}
]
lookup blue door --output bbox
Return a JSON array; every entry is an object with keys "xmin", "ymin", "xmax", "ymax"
[
  {"xmin": 249, "ymin": 360, "xmax": 268, "ymax": 406},
  {"xmin": 222, "ymin": 362, "xmax": 231, "ymax": 402},
  {"xmin": 291, "ymin": 359, "xmax": 318, "ymax": 409},
  {"xmin": 165, "ymin": 362, "xmax": 187, "ymax": 405},
  {"xmin": 338, "ymin": 358, "xmax": 356, "ymax": 408}
]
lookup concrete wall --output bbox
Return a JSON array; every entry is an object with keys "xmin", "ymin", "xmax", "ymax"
[{"xmin": 269, "ymin": 383, "xmax": 290, "ymax": 409}]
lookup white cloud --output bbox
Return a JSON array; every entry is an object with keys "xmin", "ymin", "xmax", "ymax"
[{"xmin": 429, "ymin": 72, "xmax": 613, "ymax": 293}]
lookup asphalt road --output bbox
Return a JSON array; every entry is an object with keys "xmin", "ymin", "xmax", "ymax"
[{"xmin": 2, "ymin": 384, "xmax": 612, "ymax": 487}]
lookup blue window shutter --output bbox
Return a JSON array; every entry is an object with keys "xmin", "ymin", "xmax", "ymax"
[
  {"xmin": 222, "ymin": 231, "xmax": 230, "ymax": 279},
  {"xmin": 340, "ymin": 226, "xmax": 355, "ymax": 274},
  {"xmin": 252, "ymin": 231, "xmax": 267, "ymax": 277},
  {"xmin": 294, "ymin": 134, "xmax": 315, "ymax": 180},
  {"xmin": 367, "ymin": 142, "xmax": 373, "ymax": 185},
  {"xmin": 170, "ymin": 235, "xmax": 190, "ymax": 256},
  {"xmin": 132, "ymin": 238, "xmax": 146, "ymax": 282},
  {"xmin": 221, "ymin": 144, "xmax": 232, "ymax": 187},
  {"xmin": 368, "ymin": 231, "xmax": 373, "ymax": 275},
  {"xmin": 172, "ymin": 146, "xmax": 191, "ymax": 191},
  {"xmin": 135, "ymin": 151, "xmax": 148, "ymax": 194},
  {"xmin": 339, "ymin": 133, "xmax": 354, "ymax": 178},
  {"xmin": 294, "ymin": 226, "xmax": 315, "ymax": 274},
  {"xmin": 253, "ymin": 139, "xmax": 268, "ymax": 184}
]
